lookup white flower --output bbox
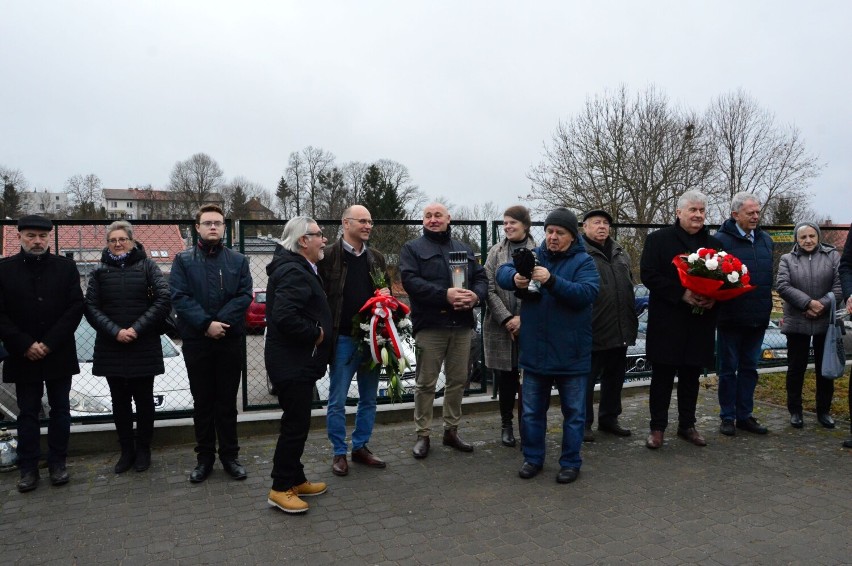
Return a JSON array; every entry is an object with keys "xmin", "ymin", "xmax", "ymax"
[
  {"xmin": 727, "ymin": 271, "xmax": 740, "ymax": 284},
  {"xmin": 741, "ymin": 265, "xmax": 748, "ymax": 274},
  {"xmin": 381, "ymin": 347, "xmax": 390, "ymax": 366},
  {"xmin": 687, "ymin": 253, "xmax": 699, "ymax": 263},
  {"xmin": 705, "ymin": 258, "xmax": 719, "ymax": 270},
  {"xmin": 398, "ymin": 355, "xmax": 408, "ymax": 374},
  {"xmin": 398, "ymin": 317, "xmax": 412, "ymax": 329},
  {"xmin": 717, "ymin": 251, "xmax": 728, "ymax": 257},
  {"xmin": 359, "ymin": 323, "xmax": 371, "ymax": 332}
]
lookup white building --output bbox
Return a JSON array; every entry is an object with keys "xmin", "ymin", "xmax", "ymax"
[{"xmin": 19, "ymin": 190, "xmax": 70, "ymax": 216}]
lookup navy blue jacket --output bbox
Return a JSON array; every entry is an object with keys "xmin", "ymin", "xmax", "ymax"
[
  {"xmin": 400, "ymin": 229, "xmax": 488, "ymax": 335},
  {"xmin": 169, "ymin": 242, "xmax": 253, "ymax": 340},
  {"xmin": 714, "ymin": 218, "xmax": 774, "ymax": 328},
  {"xmin": 497, "ymin": 239, "xmax": 599, "ymax": 377}
]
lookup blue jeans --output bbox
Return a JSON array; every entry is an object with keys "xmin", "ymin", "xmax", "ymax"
[
  {"xmin": 15, "ymin": 376, "xmax": 72, "ymax": 472},
  {"xmin": 521, "ymin": 372, "xmax": 587, "ymax": 469},
  {"xmin": 717, "ymin": 326, "xmax": 765, "ymax": 422},
  {"xmin": 326, "ymin": 336, "xmax": 380, "ymax": 456}
]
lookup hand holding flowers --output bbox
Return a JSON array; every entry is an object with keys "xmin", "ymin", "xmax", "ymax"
[{"xmin": 673, "ymin": 248, "xmax": 755, "ymax": 314}]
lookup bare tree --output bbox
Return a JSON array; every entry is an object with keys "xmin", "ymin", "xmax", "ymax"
[
  {"xmin": 373, "ymin": 159, "xmax": 425, "ymax": 218},
  {"xmin": 301, "ymin": 146, "xmax": 336, "ymax": 218},
  {"xmin": 706, "ymin": 90, "xmax": 822, "ymax": 219},
  {"xmin": 1, "ymin": 166, "xmax": 28, "ymax": 219},
  {"xmin": 527, "ymin": 85, "xmax": 714, "ymax": 225},
  {"xmin": 222, "ymin": 176, "xmax": 271, "ymax": 216},
  {"xmin": 66, "ymin": 173, "xmax": 103, "ymax": 218},
  {"xmin": 342, "ymin": 161, "xmax": 370, "ymax": 204},
  {"xmin": 168, "ymin": 153, "xmax": 225, "ymax": 216}
]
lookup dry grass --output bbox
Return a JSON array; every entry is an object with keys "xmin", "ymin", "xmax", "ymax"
[{"xmin": 754, "ymin": 370, "xmax": 850, "ymax": 420}]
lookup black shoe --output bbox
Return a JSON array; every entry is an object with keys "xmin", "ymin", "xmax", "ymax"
[
  {"xmin": 518, "ymin": 461, "xmax": 542, "ymax": 479},
  {"xmin": 114, "ymin": 449, "xmax": 136, "ymax": 474},
  {"xmin": 719, "ymin": 420, "xmax": 736, "ymax": 436},
  {"xmin": 817, "ymin": 413, "xmax": 836, "ymax": 429},
  {"xmin": 442, "ymin": 429, "xmax": 474, "ymax": 452},
  {"xmin": 49, "ymin": 464, "xmax": 70, "ymax": 486},
  {"xmin": 501, "ymin": 425, "xmax": 516, "ymax": 447},
  {"xmin": 17, "ymin": 470, "xmax": 39, "ymax": 493},
  {"xmin": 222, "ymin": 459, "xmax": 247, "ymax": 480},
  {"xmin": 556, "ymin": 467, "xmax": 580, "ymax": 484},
  {"xmin": 134, "ymin": 446, "xmax": 151, "ymax": 472},
  {"xmin": 583, "ymin": 427, "xmax": 595, "ymax": 442},
  {"xmin": 598, "ymin": 421, "xmax": 632, "ymax": 437},
  {"xmin": 736, "ymin": 417, "xmax": 768, "ymax": 435},
  {"xmin": 790, "ymin": 412, "xmax": 804, "ymax": 429},
  {"xmin": 189, "ymin": 461, "xmax": 214, "ymax": 483},
  {"xmin": 412, "ymin": 436, "xmax": 430, "ymax": 459},
  {"xmin": 843, "ymin": 438, "xmax": 852, "ymax": 449}
]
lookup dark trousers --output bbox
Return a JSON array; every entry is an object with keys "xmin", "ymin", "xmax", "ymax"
[
  {"xmin": 785, "ymin": 332, "xmax": 833, "ymax": 415},
  {"xmin": 15, "ymin": 376, "xmax": 72, "ymax": 472},
  {"xmin": 586, "ymin": 346, "xmax": 628, "ymax": 427},
  {"xmin": 649, "ymin": 362, "xmax": 701, "ymax": 432},
  {"xmin": 270, "ymin": 380, "xmax": 314, "ymax": 492},
  {"xmin": 183, "ymin": 337, "xmax": 242, "ymax": 463},
  {"xmin": 106, "ymin": 376, "xmax": 155, "ymax": 448},
  {"xmin": 495, "ymin": 369, "xmax": 520, "ymax": 427}
]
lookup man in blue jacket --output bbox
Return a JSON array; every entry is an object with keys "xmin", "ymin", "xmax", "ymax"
[
  {"xmin": 400, "ymin": 203, "xmax": 488, "ymax": 459},
  {"xmin": 497, "ymin": 208, "xmax": 599, "ymax": 484},
  {"xmin": 714, "ymin": 192, "xmax": 774, "ymax": 436},
  {"xmin": 838, "ymin": 227, "xmax": 852, "ymax": 449},
  {"xmin": 170, "ymin": 205, "xmax": 253, "ymax": 483}
]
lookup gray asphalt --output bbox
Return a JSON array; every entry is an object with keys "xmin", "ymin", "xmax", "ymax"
[{"xmin": 1, "ymin": 387, "xmax": 850, "ymax": 565}]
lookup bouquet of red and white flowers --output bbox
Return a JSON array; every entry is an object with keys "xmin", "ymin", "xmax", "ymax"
[
  {"xmin": 352, "ymin": 270, "xmax": 413, "ymax": 402},
  {"xmin": 672, "ymin": 248, "xmax": 755, "ymax": 313}
]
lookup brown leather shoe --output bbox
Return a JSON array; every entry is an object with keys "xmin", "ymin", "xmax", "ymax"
[
  {"xmin": 352, "ymin": 446, "xmax": 386, "ymax": 468},
  {"xmin": 412, "ymin": 436, "xmax": 430, "ymax": 459},
  {"xmin": 332, "ymin": 455, "xmax": 348, "ymax": 476},
  {"xmin": 677, "ymin": 427, "xmax": 707, "ymax": 447},
  {"xmin": 442, "ymin": 429, "xmax": 474, "ymax": 452},
  {"xmin": 645, "ymin": 430, "xmax": 664, "ymax": 449}
]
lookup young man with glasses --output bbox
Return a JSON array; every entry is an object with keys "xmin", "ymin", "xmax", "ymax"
[
  {"xmin": 170, "ymin": 204, "xmax": 253, "ymax": 483},
  {"xmin": 318, "ymin": 205, "xmax": 391, "ymax": 476}
]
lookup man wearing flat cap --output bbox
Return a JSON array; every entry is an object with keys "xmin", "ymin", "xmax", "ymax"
[
  {"xmin": 581, "ymin": 209, "xmax": 638, "ymax": 441},
  {"xmin": 497, "ymin": 208, "xmax": 599, "ymax": 484},
  {"xmin": 0, "ymin": 215, "xmax": 84, "ymax": 492}
]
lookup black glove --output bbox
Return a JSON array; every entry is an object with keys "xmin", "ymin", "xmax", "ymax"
[{"xmin": 512, "ymin": 248, "xmax": 536, "ymax": 279}]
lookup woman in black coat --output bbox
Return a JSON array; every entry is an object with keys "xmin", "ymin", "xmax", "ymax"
[{"xmin": 84, "ymin": 221, "xmax": 170, "ymax": 473}]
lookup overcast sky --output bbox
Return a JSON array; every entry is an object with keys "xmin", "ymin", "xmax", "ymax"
[{"xmin": 2, "ymin": 1, "xmax": 850, "ymax": 221}]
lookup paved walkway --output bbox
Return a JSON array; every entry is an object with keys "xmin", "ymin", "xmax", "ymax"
[{"xmin": 1, "ymin": 388, "xmax": 850, "ymax": 565}]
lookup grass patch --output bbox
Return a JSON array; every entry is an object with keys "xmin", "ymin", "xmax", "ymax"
[{"xmin": 754, "ymin": 370, "xmax": 849, "ymax": 421}]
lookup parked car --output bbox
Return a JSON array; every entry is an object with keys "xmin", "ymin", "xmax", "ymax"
[
  {"xmin": 68, "ymin": 318, "xmax": 192, "ymax": 417},
  {"xmin": 634, "ymin": 284, "xmax": 650, "ymax": 314},
  {"xmin": 245, "ymin": 288, "xmax": 268, "ymax": 333}
]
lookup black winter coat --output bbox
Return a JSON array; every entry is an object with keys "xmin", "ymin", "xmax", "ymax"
[
  {"xmin": 84, "ymin": 244, "xmax": 170, "ymax": 378},
  {"xmin": 400, "ymin": 228, "xmax": 488, "ymax": 335},
  {"xmin": 0, "ymin": 250, "xmax": 84, "ymax": 383},
  {"xmin": 264, "ymin": 246, "xmax": 333, "ymax": 384},
  {"xmin": 640, "ymin": 222, "xmax": 722, "ymax": 368},
  {"xmin": 582, "ymin": 236, "xmax": 638, "ymax": 351}
]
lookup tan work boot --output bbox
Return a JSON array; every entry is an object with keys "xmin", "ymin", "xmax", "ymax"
[
  {"xmin": 294, "ymin": 480, "xmax": 328, "ymax": 497},
  {"xmin": 267, "ymin": 489, "xmax": 309, "ymax": 513}
]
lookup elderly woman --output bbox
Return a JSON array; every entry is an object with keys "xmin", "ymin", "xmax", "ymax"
[
  {"xmin": 84, "ymin": 221, "xmax": 171, "ymax": 473},
  {"xmin": 776, "ymin": 222, "xmax": 842, "ymax": 429},
  {"xmin": 483, "ymin": 205, "xmax": 536, "ymax": 447}
]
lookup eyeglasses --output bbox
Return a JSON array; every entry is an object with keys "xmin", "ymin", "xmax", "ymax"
[
  {"xmin": 346, "ymin": 218, "xmax": 374, "ymax": 226},
  {"xmin": 199, "ymin": 221, "xmax": 224, "ymax": 228},
  {"xmin": 305, "ymin": 231, "xmax": 325, "ymax": 239},
  {"xmin": 108, "ymin": 237, "xmax": 130, "ymax": 245}
]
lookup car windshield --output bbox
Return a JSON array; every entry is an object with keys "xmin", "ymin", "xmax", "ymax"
[
  {"xmin": 254, "ymin": 292, "xmax": 266, "ymax": 304},
  {"xmin": 75, "ymin": 319, "xmax": 179, "ymax": 362}
]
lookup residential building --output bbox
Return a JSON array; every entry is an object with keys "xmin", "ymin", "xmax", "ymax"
[
  {"xmin": 19, "ymin": 190, "xmax": 70, "ymax": 217},
  {"xmin": 102, "ymin": 188, "xmax": 225, "ymax": 220}
]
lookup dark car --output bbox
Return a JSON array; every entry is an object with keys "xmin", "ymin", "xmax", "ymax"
[
  {"xmin": 245, "ymin": 288, "xmax": 267, "ymax": 333},
  {"xmin": 634, "ymin": 284, "xmax": 649, "ymax": 315}
]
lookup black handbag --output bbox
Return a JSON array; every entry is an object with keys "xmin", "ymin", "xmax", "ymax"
[{"xmin": 145, "ymin": 263, "xmax": 176, "ymax": 336}]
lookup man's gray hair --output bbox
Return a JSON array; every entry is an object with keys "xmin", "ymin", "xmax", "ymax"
[
  {"xmin": 731, "ymin": 191, "xmax": 760, "ymax": 213},
  {"xmin": 677, "ymin": 190, "xmax": 707, "ymax": 210},
  {"xmin": 280, "ymin": 216, "xmax": 316, "ymax": 253},
  {"xmin": 106, "ymin": 220, "xmax": 134, "ymax": 241}
]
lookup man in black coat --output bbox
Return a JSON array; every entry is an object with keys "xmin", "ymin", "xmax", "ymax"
[
  {"xmin": 839, "ymin": 228, "xmax": 852, "ymax": 449},
  {"xmin": 400, "ymin": 202, "xmax": 488, "ymax": 459},
  {"xmin": 640, "ymin": 191, "xmax": 722, "ymax": 450},
  {"xmin": 169, "ymin": 205, "xmax": 253, "ymax": 483},
  {"xmin": 0, "ymin": 215, "xmax": 84, "ymax": 492},
  {"xmin": 265, "ymin": 216, "xmax": 332, "ymax": 514}
]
